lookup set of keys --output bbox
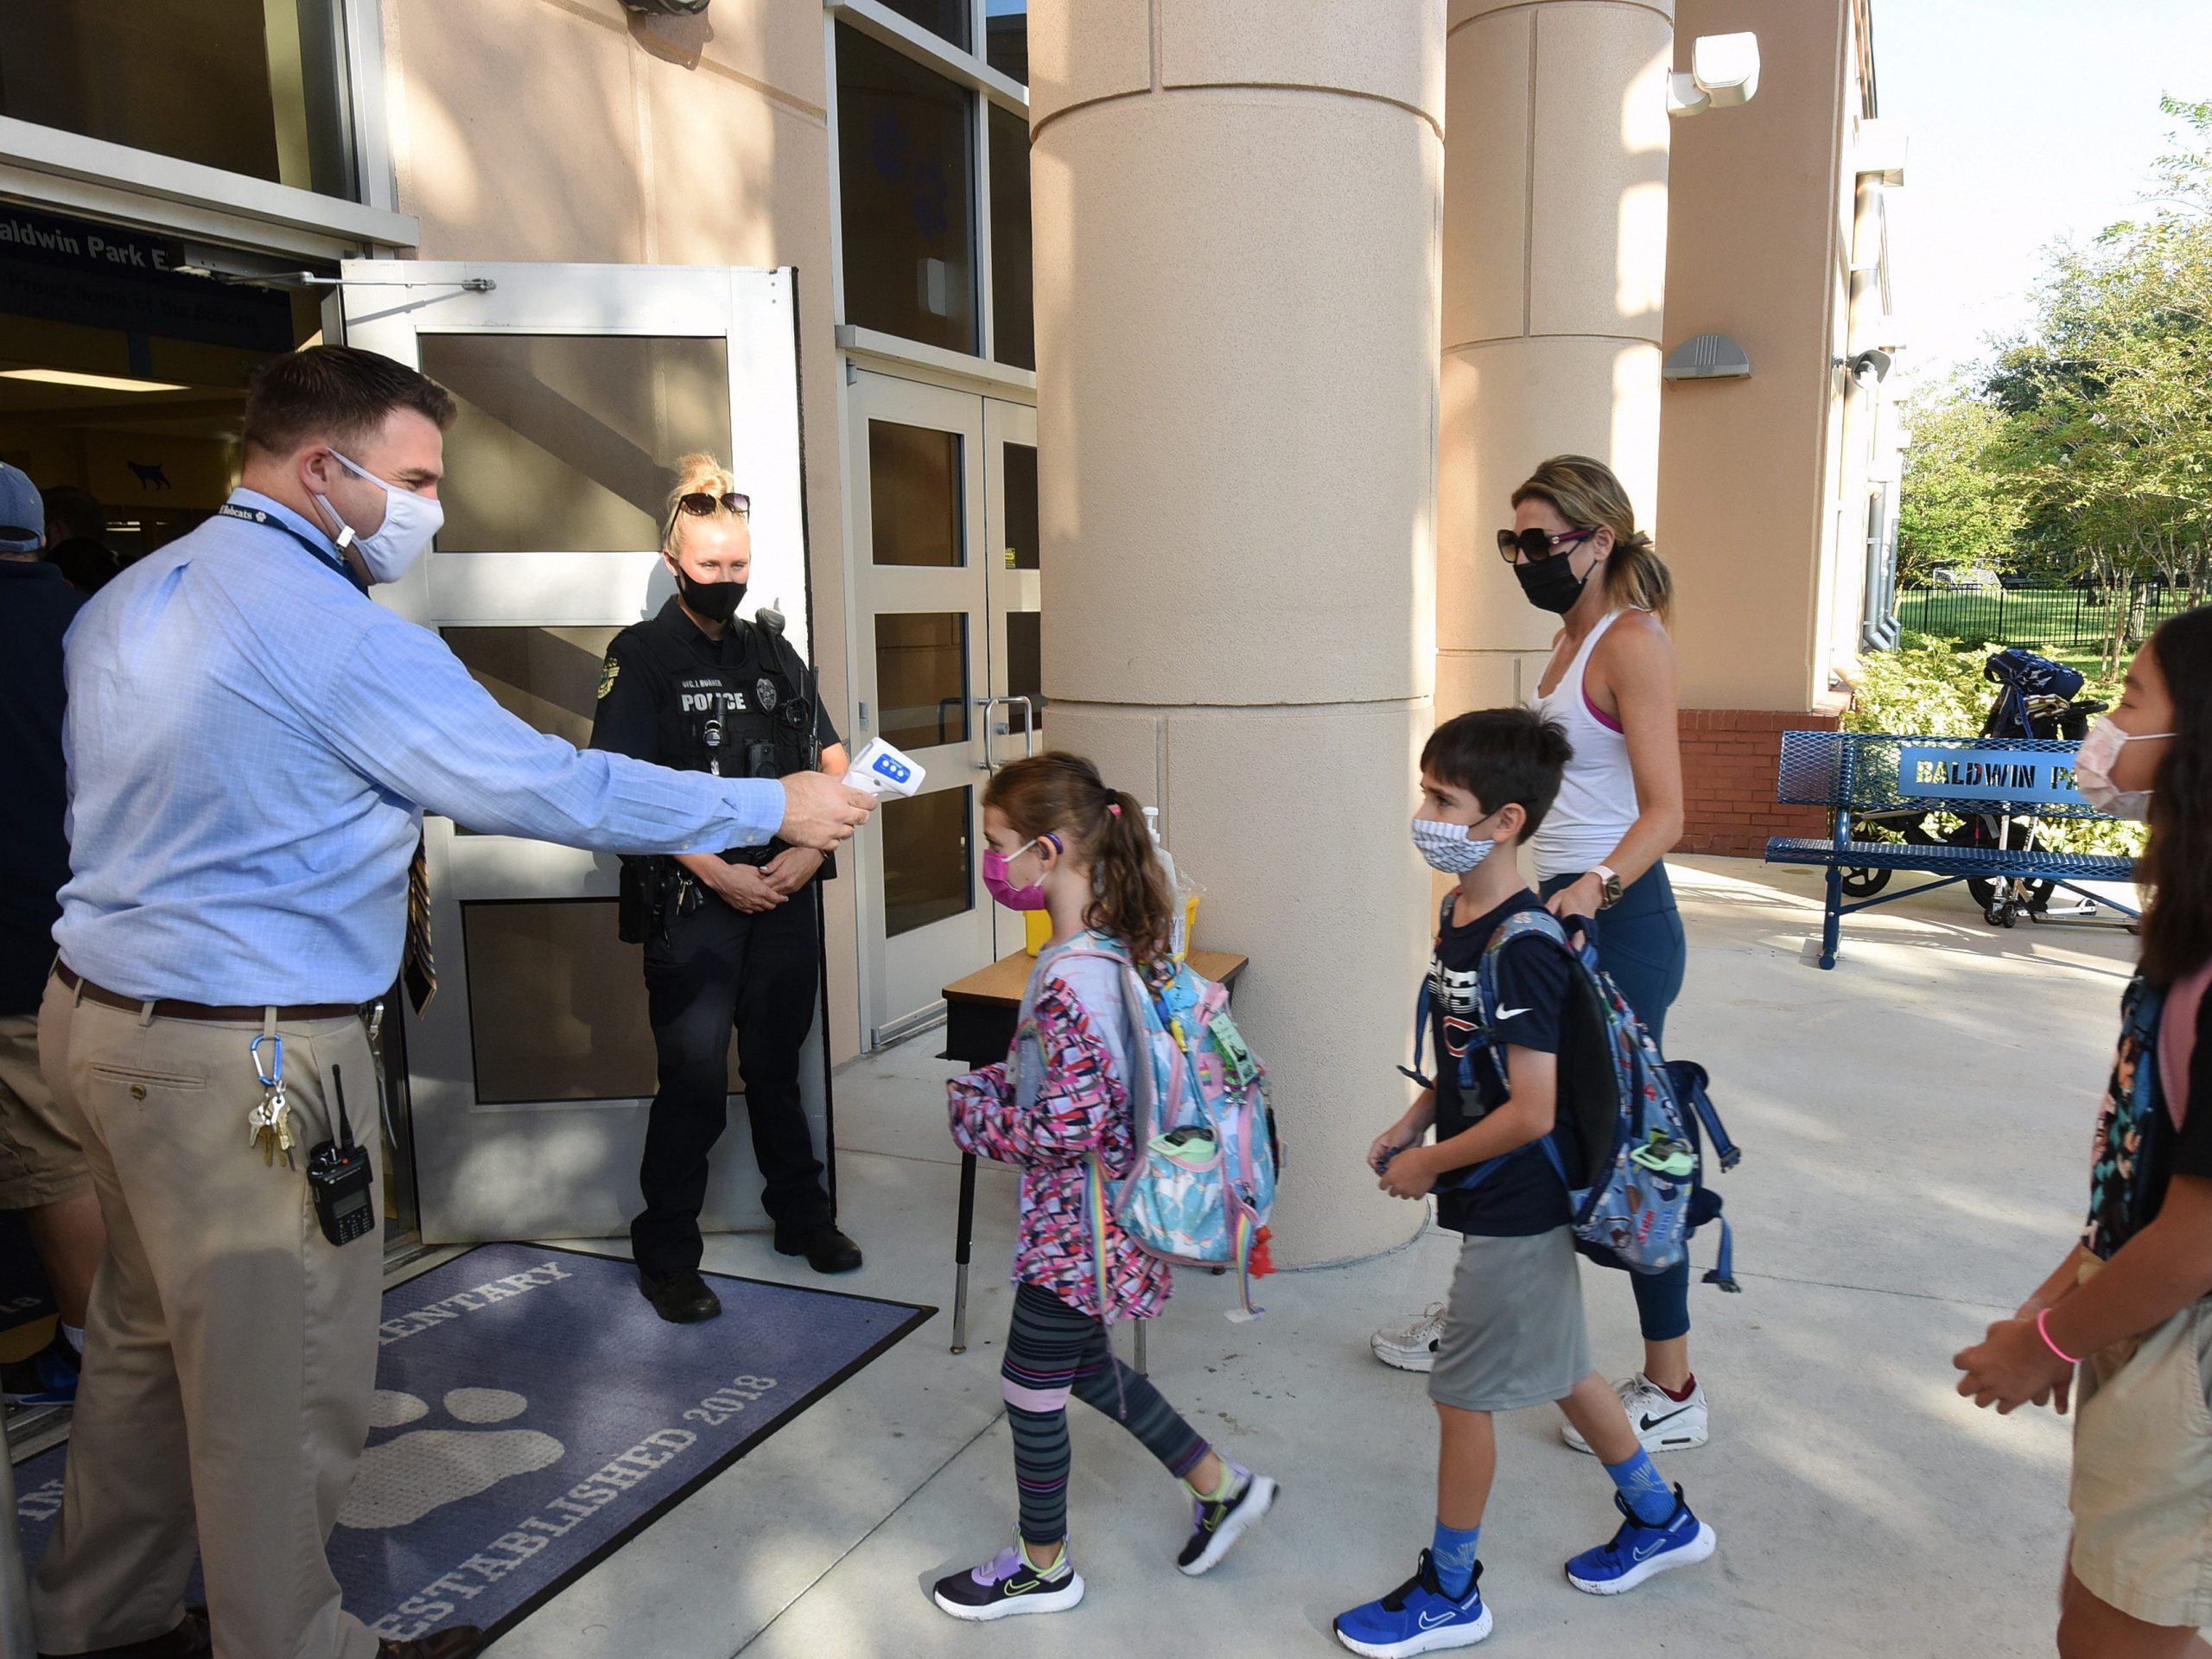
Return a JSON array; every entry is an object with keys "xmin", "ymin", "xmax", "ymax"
[{"xmin": 249, "ymin": 1033, "xmax": 296, "ymax": 1168}]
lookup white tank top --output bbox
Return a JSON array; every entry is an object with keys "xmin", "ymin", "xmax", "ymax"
[{"xmin": 1528, "ymin": 609, "xmax": 1639, "ymax": 881}]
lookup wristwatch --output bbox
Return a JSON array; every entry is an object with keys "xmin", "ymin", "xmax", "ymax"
[{"xmin": 1592, "ymin": 865, "xmax": 1624, "ymax": 909}]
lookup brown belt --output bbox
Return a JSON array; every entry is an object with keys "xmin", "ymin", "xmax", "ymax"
[{"xmin": 53, "ymin": 963, "xmax": 360, "ymax": 1025}]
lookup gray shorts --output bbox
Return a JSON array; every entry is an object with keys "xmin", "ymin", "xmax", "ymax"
[{"xmin": 1428, "ymin": 1226, "xmax": 1593, "ymax": 1413}]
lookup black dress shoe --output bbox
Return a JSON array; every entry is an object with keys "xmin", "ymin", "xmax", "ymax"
[
  {"xmin": 379, "ymin": 1628, "xmax": 486, "ymax": 1659},
  {"xmin": 638, "ymin": 1268, "xmax": 722, "ymax": 1322},
  {"xmin": 774, "ymin": 1226, "xmax": 863, "ymax": 1274},
  {"xmin": 42, "ymin": 1607, "xmax": 210, "ymax": 1658}
]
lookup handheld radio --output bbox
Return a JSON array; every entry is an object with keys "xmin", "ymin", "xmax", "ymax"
[{"xmin": 308, "ymin": 1065, "xmax": 378, "ymax": 1247}]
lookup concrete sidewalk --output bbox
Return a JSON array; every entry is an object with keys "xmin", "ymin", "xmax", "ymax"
[{"xmin": 489, "ymin": 855, "xmax": 2140, "ymax": 1659}]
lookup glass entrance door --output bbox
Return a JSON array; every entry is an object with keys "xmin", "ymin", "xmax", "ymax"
[
  {"xmin": 848, "ymin": 372, "xmax": 1039, "ymax": 1046},
  {"xmin": 340, "ymin": 261, "xmax": 823, "ymax": 1246}
]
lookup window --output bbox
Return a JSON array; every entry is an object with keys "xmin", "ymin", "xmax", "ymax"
[
  {"xmin": 417, "ymin": 334, "xmax": 731, "ymax": 554},
  {"xmin": 836, "ymin": 23, "xmax": 977, "ymax": 354},
  {"xmin": 878, "ymin": 0, "xmax": 970, "ymax": 54},
  {"xmin": 874, "ymin": 613, "xmax": 971, "ymax": 750},
  {"xmin": 985, "ymin": 0, "xmax": 1028, "ymax": 85},
  {"xmin": 833, "ymin": 16, "xmax": 1032, "ymax": 365},
  {"xmin": 988, "ymin": 103, "xmax": 1033, "ymax": 370},
  {"xmin": 881, "ymin": 786, "xmax": 975, "ymax": 938},
  {"xmin": 868, "ymin": 421, "xmax": 965, "ymax": 567},
  {"xmin": 0, "ymin": 2, "xmax": 356, "ymax": 199}
]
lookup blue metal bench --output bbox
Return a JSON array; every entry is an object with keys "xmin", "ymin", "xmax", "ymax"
[{"xmin": 1764, "ymin": 730, "xmax": 2140, "ymax": 969}]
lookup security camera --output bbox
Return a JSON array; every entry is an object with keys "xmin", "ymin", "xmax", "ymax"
[
  {"xmin": 1840, "ymin": 348, "xmax": 1894, "ymax": 385},
  {"xmin": 1668, "ymin": 33, "xmax": 1761, "ymax": 118}
]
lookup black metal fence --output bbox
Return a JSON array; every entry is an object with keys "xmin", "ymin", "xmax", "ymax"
[{"xmin": 1896, "ymin": 583, "xmax": 2201, "ymax": 655}]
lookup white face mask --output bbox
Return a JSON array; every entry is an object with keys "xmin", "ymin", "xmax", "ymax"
[
  {"xmin": 1412, "ymin": 815, "xmax": 1497, "ymax": 874},
  {"xmin": 312, "ymin": 448, "xmax": 443, "ymax": 584},
  {"xmin": 2073, "ymin": 714, "xmax": 2173, "ymax": 822}
]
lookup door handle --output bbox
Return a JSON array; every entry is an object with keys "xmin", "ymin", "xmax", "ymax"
[
  {"xmin": 974, "ymin": 696, "xmax": 1008, "ymax": 772},
  {"xmin": 999, "ymin": 696, "xmax": 1039, "ymax": 759}
]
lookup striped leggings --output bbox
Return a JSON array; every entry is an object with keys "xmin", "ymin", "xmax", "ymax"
[{"xmin": 1001, "ymin": 1282, "xmax": 1210, "ymax": 1547}]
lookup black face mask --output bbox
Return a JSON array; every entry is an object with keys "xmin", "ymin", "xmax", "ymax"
[
  {"xmin": 677, "ymin": 569, "xmax": 746, "ymax": 624},
  {"xmin": 1513, "ymin": 554, "xmax": 1589, "ymax": 615}
]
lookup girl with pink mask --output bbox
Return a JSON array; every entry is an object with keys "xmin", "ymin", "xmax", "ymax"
[{"xmin": 933, "ymin": 753, "xmax": 1278, "ymax": 1622}]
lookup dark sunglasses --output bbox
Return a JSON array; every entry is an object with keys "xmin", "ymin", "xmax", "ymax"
[
  {"xmin": 674, "ymin": 490, "xmax": 750, "ymax": 522},
  {"xmin": 1497, "ymin": 525, "xmax": 1596, "ymax": 565}
]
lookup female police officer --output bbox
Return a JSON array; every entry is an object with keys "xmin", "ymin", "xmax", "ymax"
[{"xmin": 591, "ymin": 455, "xmax": 862, "ymax": 1323}]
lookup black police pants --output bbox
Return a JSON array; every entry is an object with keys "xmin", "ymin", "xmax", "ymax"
[{"xmin": 632, "ymin": 888, "xmax": 832, "ymax": 1279}]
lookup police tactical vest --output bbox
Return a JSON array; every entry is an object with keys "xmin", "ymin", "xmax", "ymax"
[{"xmin": 646, "ymin": 620, "xmax": 815, "ymax": 785}]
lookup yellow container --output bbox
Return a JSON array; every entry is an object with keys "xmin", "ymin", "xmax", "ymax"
[
  {"xmin": 1177, "ymin": 891, "xmax": 1202, "ymax": 960},
  {"xmin": 1025, "ymin": 891, "xmax": 1201, "ymax": 957}
]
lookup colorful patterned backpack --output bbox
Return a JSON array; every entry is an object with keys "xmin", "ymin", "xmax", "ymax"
[
  {"xmin": 1014, "ymin": 932, "xmax": 1278, "ymax": 1321},
  {"xmin": 1408, "ymin": 904, "xmax": 1739, "ymax": 1286}
]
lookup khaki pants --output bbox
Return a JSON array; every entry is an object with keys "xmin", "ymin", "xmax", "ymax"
[
  {"xmin": 0, "ymin": 1012, "xmax": 89, "ymax": 1210},
  {"xmin": 32, "ymin": 975, "xmax": 382, "ymax": 1659}
]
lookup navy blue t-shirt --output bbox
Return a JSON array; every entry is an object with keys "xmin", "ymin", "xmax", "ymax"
[{"xmin": 1427, "ymin": 887, "xmax": 1577, "ymax": 1236}]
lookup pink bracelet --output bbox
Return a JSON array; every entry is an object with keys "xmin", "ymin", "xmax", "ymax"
[{"xmin": 2037, "ymin": 1307, "xmax": 2082, "ymax": 1366}]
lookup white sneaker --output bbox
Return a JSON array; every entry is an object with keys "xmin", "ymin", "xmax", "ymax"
[
  {"xmin": 1370, "ymin": 1304, "xmax": 1447, "ymax": 1373},
  {"xmin": 1561, "ymin": 1373, "xmax": 1708, "ymax": 1455}
]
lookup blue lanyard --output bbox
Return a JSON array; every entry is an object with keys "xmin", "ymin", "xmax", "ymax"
[{"xmin": 216, "ymin": 502, "xmax": 368, "ymax": 594}]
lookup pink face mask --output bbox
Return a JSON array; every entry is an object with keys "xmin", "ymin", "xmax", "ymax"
[{"xmin": 982, "ymin": 834, "xmax": 1058, "ymax": 911}]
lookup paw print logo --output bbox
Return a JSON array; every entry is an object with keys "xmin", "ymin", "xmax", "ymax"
[{"xmin": 339, "ymin": 1388, "xmax": 565, "ymax": 1530}]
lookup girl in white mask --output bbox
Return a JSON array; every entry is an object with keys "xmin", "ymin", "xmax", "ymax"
[{"xmin": 1955, "ymin": 605, "xmax": 2212, "ymax": 1658}]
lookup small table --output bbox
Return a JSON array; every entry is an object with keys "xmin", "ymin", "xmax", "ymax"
[{"xmin": 940, "ymin": 947, "xmax": 1249, "ymax": 1357}]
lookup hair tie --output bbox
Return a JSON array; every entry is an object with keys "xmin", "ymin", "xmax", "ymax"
[{"xmin": 1107, "ymin": 804, "xmax": 1121, "ymax": 817}]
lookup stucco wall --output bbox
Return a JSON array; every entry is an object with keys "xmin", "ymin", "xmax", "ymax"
[
  {"xmin": 378, "ymin": 0, "xmax": 861, "ymax": 1060},
  {"xmin": 1437, "ymin": 0, "xmax": 1672, "ymax": 723},
  {"xmin": 1032, "ymin": 0, "xmax": 1446, "ymax": 1266},
  {"xmin": 1656, "ymin": 0, "xmax": 1850, "ymax": 718}
]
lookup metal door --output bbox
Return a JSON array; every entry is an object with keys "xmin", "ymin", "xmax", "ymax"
[
  {"xmin": 846, "ymin": 372, "xmax": 1041, "ymax": 1046},
  {"xmin": 340, "ymin": 260, "xmax": 824, "ymax": 1244}
]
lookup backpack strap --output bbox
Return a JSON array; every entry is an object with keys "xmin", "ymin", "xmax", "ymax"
[
  {"xmin": 1471, "ymin": 906, "xmax": 1573, "ymax": 1094},
  {"xmin": 2158, "ymin": 959, "xmax": 2210, "ymax": 1133},
  {"xmin": 1425, "ymin": 907, "xmax": 1578, "ymax": 1198}
]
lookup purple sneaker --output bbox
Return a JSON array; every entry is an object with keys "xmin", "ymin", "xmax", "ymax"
[
  {"xmin": 931, "ymin": 1539, "xmax": 1085, "ymax": 1621},
  {"xmin": 1177, "ymin": 1461, "xmax": 1280, "ymax": 1575}
]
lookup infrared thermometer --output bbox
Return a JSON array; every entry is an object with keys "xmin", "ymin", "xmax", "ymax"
[{"xmin": 847, "ymin": 737, "xmax": 925, "ymax": 798}]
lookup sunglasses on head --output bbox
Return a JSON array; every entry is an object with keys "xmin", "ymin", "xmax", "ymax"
[
  {"xmin": 1497, "ymin": 525, "xmax": 1597, "ymax": 565},
  {"xmin": 674, "ymin": 490, "xmax": 750, "ymax": 522}
]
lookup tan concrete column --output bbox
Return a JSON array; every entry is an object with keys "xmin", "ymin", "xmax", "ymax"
[
  {"xmin": 1438, "ymin": 0, "xmax": 1673, "ymax": 719},
  {"xmin": 1029, "ymin": 1, "xmax": 1446, "ymax": 1264}
]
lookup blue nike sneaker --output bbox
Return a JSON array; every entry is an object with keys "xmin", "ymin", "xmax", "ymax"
[
  {"xmin": 1565, "ymin": 1484, "xmax": 1716, "ymax": 1594},
  {"xmin": 1333, "ymin": 1550, "xmax": 1491, "ymax": 1656},
  {"xmin": 1, "ymin": 1332, "xmax": 79, "ymax": 1407}
]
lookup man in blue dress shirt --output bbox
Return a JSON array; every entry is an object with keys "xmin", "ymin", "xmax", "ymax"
[{"xmin": 33, "ymin": 346, "xmax": 874, "ymax": 1659}]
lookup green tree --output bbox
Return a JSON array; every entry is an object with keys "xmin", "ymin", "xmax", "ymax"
[
  {"xmin": 1977, "ymin": 94, "xmax": 2212, "ymax": 665},
  {"xmin": 1896, "ymin": 384, "xmax": 2024, "ymax": 580}
]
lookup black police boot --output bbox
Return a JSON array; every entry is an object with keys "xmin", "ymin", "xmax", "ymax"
[
  {"xmin": 638, "ymin": 1268, "xmax": 722, "ymax": 1323},
  {"xmin": 775, "ymin": 1226, "xmax": 863, "ymax": 1274}
]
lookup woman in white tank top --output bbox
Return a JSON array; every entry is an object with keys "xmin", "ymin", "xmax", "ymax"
[
  {"xmin": 1513, "ymin": 456, "xmax": 1698, "ymax": 1452},
  {"xmin": 1372, "ymin": 457, "xmax": 1707, "ymax": 1457}
]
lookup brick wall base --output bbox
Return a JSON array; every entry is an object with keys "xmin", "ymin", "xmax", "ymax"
[{"xmin": 1675, "ymin": 702, "xmax": 1848, "ymax": 857}]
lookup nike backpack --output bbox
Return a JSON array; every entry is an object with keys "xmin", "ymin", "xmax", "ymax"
[{"xmin": 1406, "ymin": 901, "xmax": 1740, "ymax": 1287}]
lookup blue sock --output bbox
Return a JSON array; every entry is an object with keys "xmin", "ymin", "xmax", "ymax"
[
  {"xmin": 1605, "ymin": 1448, "xmax": 1675, "ymax": 1527},
  {"xmin": 1430, "ymin": 1519, "xmax": 1480, "ymax": 1599}
]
